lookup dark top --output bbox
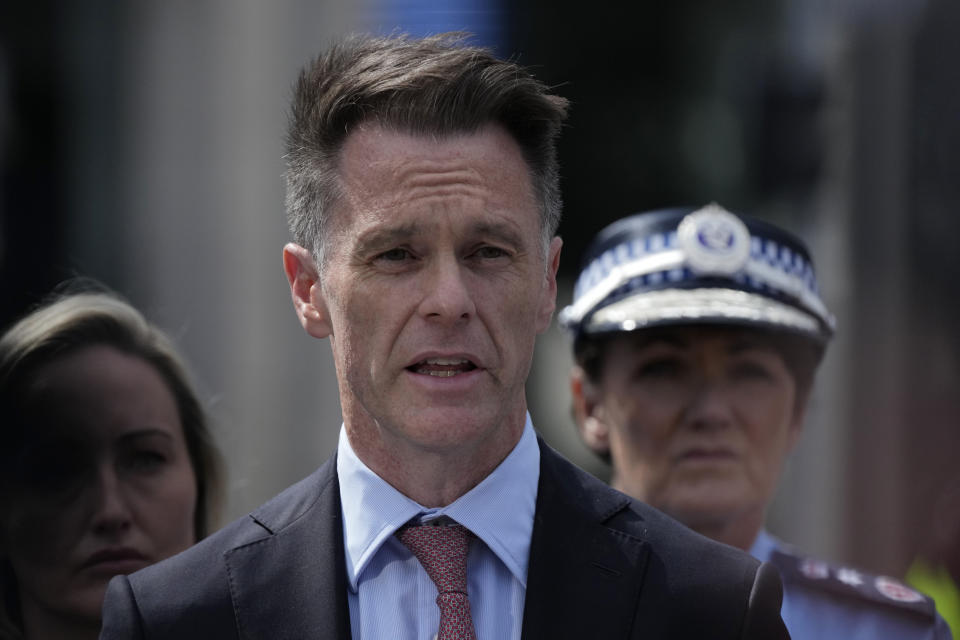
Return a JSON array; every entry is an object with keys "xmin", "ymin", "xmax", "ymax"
[{"xmin": 100, "ymin": 438, "xmax": 789, "ymax": 639}]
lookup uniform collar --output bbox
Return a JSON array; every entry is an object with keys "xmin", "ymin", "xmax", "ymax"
[{"xmin": 749, "ymin": 529, "xmax": 780, "ymax": 562}]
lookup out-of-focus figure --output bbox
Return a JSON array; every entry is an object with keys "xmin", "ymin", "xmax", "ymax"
[
  {"xmin": 0, "ymin": 288, "xmax": 222, "ymax": 640},
  {"xmin": 561, "ymin": 204, "xmax": 952, "ymax": 639},
  {"xmin": 908, "ymin": 476, "xmax": 960, "ymax": 636}
]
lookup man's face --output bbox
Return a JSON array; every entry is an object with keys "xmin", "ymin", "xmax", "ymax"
[
  {"xmin": 574, "ymin": 326, "xmax": 803, "ymax": 532},
  {"xmin": 286, "ymin": 122, "xmax": 561, "ymax": 469}
]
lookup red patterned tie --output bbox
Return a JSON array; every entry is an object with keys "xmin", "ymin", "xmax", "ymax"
[{"xmin": 398, "ymin": 523, "xmax": 478, "ymax": 640}]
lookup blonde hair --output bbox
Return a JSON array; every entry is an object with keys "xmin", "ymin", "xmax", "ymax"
[{"xmin": 0, "ymin": 289, "xmax": 223, "ymax": 637}]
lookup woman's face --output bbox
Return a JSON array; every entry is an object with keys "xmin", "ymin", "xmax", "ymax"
[
  {"xmin": 578, "ymin": 326, "xmax": 804, "ymax": 534},
  {"xmin": 2, "ymin": 344, "xmax": 197, "ymax": 627}
]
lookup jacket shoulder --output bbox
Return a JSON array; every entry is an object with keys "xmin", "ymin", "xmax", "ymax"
[
  {"xmin": 613, "ymin": 498, "xmax": 789, "ymax": 638},
  {"xmin": 534, "ymin": 441, "xmax": 784, "ymax": 638},
  {"xmin": 107, "ymin": 460, "xmax": 338, "ymax": 635},
  {"xmin": 132, "ymin": 458, "xmax": 336, "ymax": 583},
  {"xmin": 539, "ymin": 438, "xmax": 762, "ymax": 578}
]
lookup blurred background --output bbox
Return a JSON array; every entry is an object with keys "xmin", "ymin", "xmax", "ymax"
[{"xmin": 2, "ymin": 0, "xmax": 958, "ymax": 579}]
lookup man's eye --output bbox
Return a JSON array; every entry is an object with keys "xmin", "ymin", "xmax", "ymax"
[
  {"xmin": 375, "ymin": 248, "xmax": 412, "ymax": 262},
  {"xmin": 473, "ymin": 246, "xmax": 509, "ymax": 259}
]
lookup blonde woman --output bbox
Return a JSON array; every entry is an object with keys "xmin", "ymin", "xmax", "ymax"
[{"xmin": 0, "ymin": 288, "xmax": 221, "ymax": 640}]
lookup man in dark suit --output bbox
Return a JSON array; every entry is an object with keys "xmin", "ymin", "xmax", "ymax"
[{"xmin": 100, "ymin": 33, "xmax": 789, "ymax": 639}]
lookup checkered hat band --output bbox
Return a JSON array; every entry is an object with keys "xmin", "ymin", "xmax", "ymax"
[
  {"xmin": 584, "ymin": 287, "xmax": 823, "ymax": 337},
  {"xmin": 562, "ymin": 237, "xmax": 832, "ymax": 334},
  {"xmin": 574, "ymin": 233, "xmax": 818, "ymax": 302}
]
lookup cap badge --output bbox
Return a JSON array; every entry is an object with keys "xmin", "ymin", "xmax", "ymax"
[{"xmin": 677, "ymin": 203, "xmax": 751, "ymax": 276}]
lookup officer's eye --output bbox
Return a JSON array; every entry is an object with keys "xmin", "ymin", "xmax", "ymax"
[
  {"xmin": 636, "ymin": 357, "xmax": 684, "ymax": 379},
  {"xmin": 731, "ymin": 361, "xmax": 774, "ymax": 380}
]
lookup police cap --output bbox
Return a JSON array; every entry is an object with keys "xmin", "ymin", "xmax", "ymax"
[{"xmin": 559, "ymin": 204, "xmax": 836, "ymax": 346}]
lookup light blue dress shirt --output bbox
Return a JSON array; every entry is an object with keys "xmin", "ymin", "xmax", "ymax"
[
  {"xmin": 751, "ymin": 530, "xmax": 952, "ymax": 639},
  {"xmin": 337, "ymin": 415, "xmax": 540, "ymax": 640}
]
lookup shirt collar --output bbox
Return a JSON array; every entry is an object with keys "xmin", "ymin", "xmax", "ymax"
[{"xmin": 337, "ymin": 414, "xmax": 541, "ymax": 591}]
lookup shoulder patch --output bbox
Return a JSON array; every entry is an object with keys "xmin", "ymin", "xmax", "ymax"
[{"xmin": 770, "ymin": 549, "xmax": 937, "ymax": 619}]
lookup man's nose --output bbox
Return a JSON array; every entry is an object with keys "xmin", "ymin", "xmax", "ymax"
[
  {"xmin": 90, "ymin": 465, "xmax": 133, "ymax": 536},
  {"xmin": 418, "ymin": 256, "xmax": 476, "ymax": 323}
]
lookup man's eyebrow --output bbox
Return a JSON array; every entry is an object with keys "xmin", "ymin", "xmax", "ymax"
[
  {"xmin": 353, "ymin": 223, "xmax": 422, "ymax": 255},
  {"xmin": 469, "ymin": 221, "xmax": 525, "ymax": 248},
  {"xmin": 353, "ymin": 220, "xmax": 528, "ymax": 255}
]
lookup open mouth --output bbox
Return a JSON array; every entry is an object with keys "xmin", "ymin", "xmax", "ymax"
[{"xmin": 407, "ymin": 357, "xmax": 478, "ymax": 377}]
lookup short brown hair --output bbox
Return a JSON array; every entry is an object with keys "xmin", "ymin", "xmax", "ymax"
[{"xmin": 284, "ymin": 32, "xmax": 569, "ymax": 265}]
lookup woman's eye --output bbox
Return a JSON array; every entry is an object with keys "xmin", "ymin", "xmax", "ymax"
[
  {"xmin": 10, "ymin": 447, "xmax": 88, "ymax": 504},
  {"xmin": 19, "ymin": 453, "xmax": 87, "ymax": 497},
  {"xmin": 732, "ymin": 362, "xmax": 772, "ymax": 380},
  {"xmin": 637, "ymin": 358, "xmax": 683, "ymax": 378},
  {"xmin": 124, "ymin": 450, "xmax": 168, "ymax": 473}
]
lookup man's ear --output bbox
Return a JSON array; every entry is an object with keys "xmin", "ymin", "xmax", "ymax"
[
  {"xmin": 570, "ymin": 366, "xmax": 611, "ymax": 456},
  {"xmin": 535, "ymin": 236, "xmax": 563, "ymax": 333},
  {"xmin": 282, "ymin": 243, "xmax": 332, "ymax": 339}
]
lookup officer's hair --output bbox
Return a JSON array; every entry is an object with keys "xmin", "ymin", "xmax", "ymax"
[{"xmin": 284, "ymin": 31, "xmax": 570, "ymax": 268}]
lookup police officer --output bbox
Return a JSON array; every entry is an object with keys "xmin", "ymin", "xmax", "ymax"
[{"xmin": 560, "ymin": 204, "xmax": 952, "ymax": 639}]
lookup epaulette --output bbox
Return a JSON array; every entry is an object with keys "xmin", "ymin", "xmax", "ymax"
[{"xmin": 770, "ymin": 548, "xmax": 938, "ymax": 620}]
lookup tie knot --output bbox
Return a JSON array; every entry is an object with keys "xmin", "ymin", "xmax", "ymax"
[{"xmin": 398, "ymin": 523, "xmax": 471, "ymax": 594}]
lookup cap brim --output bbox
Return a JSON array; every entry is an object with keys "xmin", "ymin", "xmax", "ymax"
[{"xmin": 583, "ymin": 287, "xmax": 828, "ymax": 343}]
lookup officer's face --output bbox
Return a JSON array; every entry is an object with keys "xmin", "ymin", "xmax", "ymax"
[{"xmin": 573, "ymin": 326, "xmax": 803, "ymax": 542}]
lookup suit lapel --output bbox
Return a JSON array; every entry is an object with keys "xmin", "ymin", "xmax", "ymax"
[
  {"xmin": 521, "ymin": 441, "xmax": 649, "ymax": 640},
  {"xmin": 225, "ymin": 459, "xmax": 352, "ymax": 639}
]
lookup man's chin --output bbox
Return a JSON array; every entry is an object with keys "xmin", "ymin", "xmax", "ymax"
[{"xmin": 406, "ymin": 413, "xmax": 496, "ymax": 448}]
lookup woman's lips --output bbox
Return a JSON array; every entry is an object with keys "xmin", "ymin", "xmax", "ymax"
[
  {"xmin": 677, "ymin": 448, "xmax": 737, "ymax": 462},
  {"xmin": 81, "ymin": 548, "xmax": 150, "ymax": 574}
]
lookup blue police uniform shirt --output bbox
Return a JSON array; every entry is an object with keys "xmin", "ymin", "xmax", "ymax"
[
  {"xmin": 751, "ymin": 530, "xmax": 953, "ymax": 639},
  {"xmin": 337, "ymin": 415, "xmax": 539, "ymax": 640}
]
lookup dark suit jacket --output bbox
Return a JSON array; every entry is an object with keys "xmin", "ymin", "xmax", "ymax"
[{"xmin": 100, "ymin": 439, "xmax": 788, "ymax": 639}]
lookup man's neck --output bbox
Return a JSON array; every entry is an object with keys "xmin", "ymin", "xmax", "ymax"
[{"xmin": 344, "ymin": 412, "xmax": 527, "ymax": 507}]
